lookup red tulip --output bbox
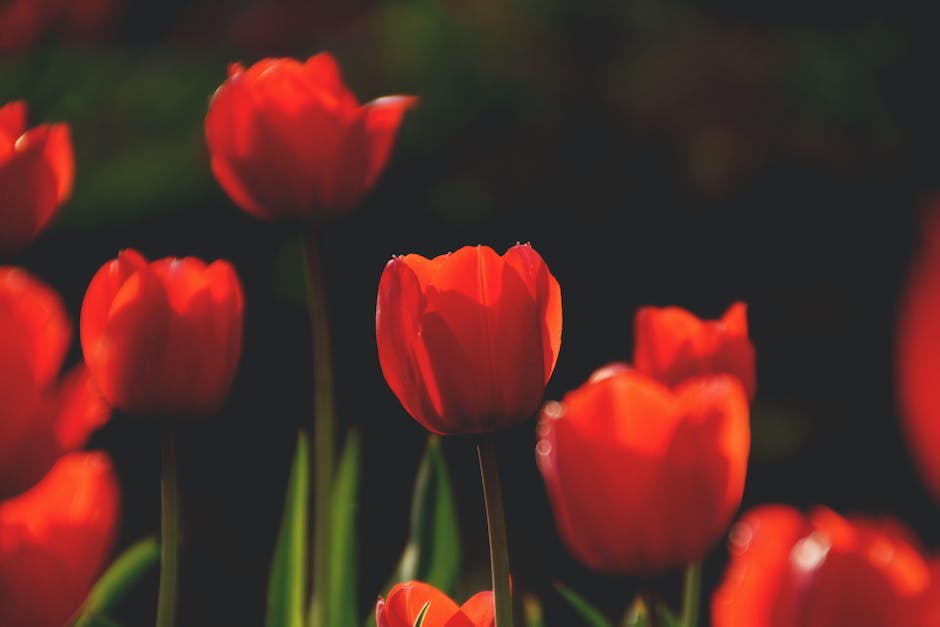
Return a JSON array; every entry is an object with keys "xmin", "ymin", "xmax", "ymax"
[
  {"xmin": 712, "ymin": 505, "xmax": 937, "ymax": 627},
  {"xmin": 633, "ymin": 302, "xmax": 756, "ymax": 401},
  {"xmin": 536, "ymin": 363, "xmax": 750, "ymax": 574},
  {"xmin": 0, "ymin": 451, "xmax": 119, "ymax": 627},
  {"xmin": 896, "ymin": 200, "xmax": 940, "ymax": 502},
  {"xmin": 0, "ymin": 267, "xmax": 109, "ymax": 499},
  {"xmin": 376, "ymin": 581, "xmax": 494, "ymax": 627},
  {"xmin": 205, "ymin": 52, "xmax": 417, "ymax": 223},
  {"xmin": 0, "ymin": 101, "xmax": 74, "ymax": 254},
  {"xmin": 376, "ymin": 243, "xmax": 562, "ymax": 435},
  {"xmin": 80, "ymin": 249, "xmax": 244, "ymax": 417},
  {"xmin": 0, "ymin": 1, "xmax": 44, "ymax": 51}
]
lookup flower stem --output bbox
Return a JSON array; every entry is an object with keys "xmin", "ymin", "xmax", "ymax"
[
  {"xmin": 477, "ymin": 437, "xmax": 514, "ymax": 627},
  {"xmin": 156, "ymin": 421, "xmax": 179, "ymax": 627},
  {"xmin": 303, "ymin": 230, "xmax": 336, "ymax": 627},
  {"xmin": 644, "ymin": 591, "xmax": 658, "ymax": 627},
  {"xmin": 680, "ymin": 561, "xmax": 701, "ymax": 627}
]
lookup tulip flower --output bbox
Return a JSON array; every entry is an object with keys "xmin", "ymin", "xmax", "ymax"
[
  {"xmin": 0, "ymin": 101, "xmax": 74, "ymax": 255},
  {"xmin": 633, "ymin": 302, "xmax": 756, "ymax": 400},
  {"xmin": 205, "ymin": 52, "xmax": 417, "ymax": 223},
  {"xmin": 0, "ymin": 451, "xmax": 120, "ymax": 627},
  {"xmin": 0, "ymin": 267, "xmax": 109, "ymax": 499},
  {"xmin": 536, "ymin": 363, "xmax": 750, "ymax": 574},
  {"xmin": 80, "ymin": 249, "xmax": 244, "ymax": 417},
  {"xmin": 896, "ymin": 201, "xmax": 940, "ymax": 502},
  {"xmin": 376, "ymin": 243, "xmax": 562, "ymax": 435},
  {"xmin": 712, "ymin": 505, "xmax": 938, "ymax": 627},
  {"xmin": 376, "ymin": 581, "xmax": 495, "ymax": 627}
]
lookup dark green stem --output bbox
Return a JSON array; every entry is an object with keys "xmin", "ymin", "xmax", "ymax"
[
  {"xmin": 644, "ymin": 591, "xmax": 658, "ymax": 627},
  {"xmin": 477, "ymin": 438, "xmax": 513, "ymax": 627},
  {"xmin": 680, "ymin": 562, "xmax": 701, "ymax": 627},
  {"xmin": 156, "ymin": 422, "xmax": 179, "ymax": 627},
  {"xmin": 303, "ymin": 230, "xmax": 336, "ymax": 627}
]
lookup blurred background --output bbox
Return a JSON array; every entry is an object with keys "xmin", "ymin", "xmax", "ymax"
[{"xmin": 2, "ymin": 0, "xmax": 938, "ymax": 624}]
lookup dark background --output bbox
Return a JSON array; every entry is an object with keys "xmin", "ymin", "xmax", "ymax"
[{"xmin": 3, "ymin": 0, "xmax": 940, "ymax": 624}]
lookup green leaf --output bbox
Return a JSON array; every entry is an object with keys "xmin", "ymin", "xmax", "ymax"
[
  {"xmin": 523, "ymin": 594, "xmax": 546, "ymax": 627},
  {"xmin": 394, "ymin": 435, "xmax": 460, "ymax": 592},
  {"xmin": 72, "ymin": 536, "xmax": 160, "ymax": 627},
  {"xmin": 657, "ymin": 605, "xmax": 680, "ymax": 627},
  {"xmin": 74, "ymin": 616, "xmax": 124, "ymax": 627},
  {"xmin": 553, "ymin": 582, "xmax": 612, "ymax": 627},
  {"xmin": 412, "ymin": 602, "xmax": 431, "ymax": 627},
  {"xmin": 327, "ymin": 430, "xmax": 361, "ymax": 627},
  {"xmin": 265, "ymin": 430, "xmax": 310, "ymax": 627},
  {"xmin": 364, "ymin": 436, "xmax": 460, "ymax": 627},
  {"xmin": 621, "ymin": 597, "xmax": 649, "ymax": 627}
]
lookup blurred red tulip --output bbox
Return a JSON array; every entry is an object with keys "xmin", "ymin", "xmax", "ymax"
[
  {"xmin": 0, "ymin": 451, "xmax": 119, "ymax": 627},
  {"xmin": 376, "ymin": 243, "xmax": 562, "ymax": 434},
  {"xmin": 633, "ymin": 302, "xmax": 756, "ymax": 400},
  {"xmin": 205, "ymin": 52, "xmax": 417, "ymax": 223},
  {"xmin": 896, "ymin": 201, "xmax": 940, "ymax": 502},
  {"xmin": 376, "ymin": 581, "xmax": 494, "ymax": 627},
  {"xmin": 80, "ymin": 249, "xmax": 244, "ymax": 417},
  {"xmin": 536, "ymin": 363, "xmax": 750, "ymax": 574},
  {"xmin": 0, "ymin": 267, "xmax": 109, "ymax": 499},
  {"xmin": 0, "ymin": 0, "xmax": 118, "ymax": 52},
  {"xmin": 712, "ymin": 505, "xmax": 938, "ymax": 627},
  {"xmin": 0, "ymin": 1, "xmax": 45, "ymax": 51},
  {"xmin": 0, "ymin": 101, "xmax": 74, "ymax": 255}
]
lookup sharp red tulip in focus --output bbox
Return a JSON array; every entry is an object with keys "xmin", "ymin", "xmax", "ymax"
[
  {"xmin": 896, "ymin": 199, "xmax": 940, "ymax": 502},
  {"xmin": 712, "ymin": 505, "xmax": 940, "ymax": 627},
  {"xmin": 205, "ymin": 52, "xmax": 417, "ymax": 223},
  {"xmin": 0, "ymin": 451, "xmax": 120, "ymax": 627},
  {"xmin": 633, "ymin": 302, "xmax": 756, "ymax": 400},
  {"xmin": 0, "ymin": 101, "xmax": 74, "ymax": 255},
  {"xmin": 376, "ymin": 581, "xmax": 495, "ymax": 627},
  {"xmin": 376, "ymin": 243, "xmax": 562, "ymax": 435},
  {"xmin": 80, "ymin": 249, "xmax": 244, "ymax": 417},
  {"xmin": 0, "ymin": 267, "xmax": 110, "ymax": 499},
  {"xmin": 536, "ymin": 363, "xmax": 750, "ymax": 574}
]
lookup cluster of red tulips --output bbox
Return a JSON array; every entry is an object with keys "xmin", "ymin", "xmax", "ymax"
[{"xmin": 4, "ymin": 48, "xmax": 940, "ymax": 627}]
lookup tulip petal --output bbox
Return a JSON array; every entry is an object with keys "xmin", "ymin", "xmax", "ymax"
[
  {"xmin": 633, "ymin": 302, "xmax": 756, "ymax": 400},
  {"xmin": 379, "ymin": 581, "xmax": 461, "ymax": 627},
  {"xmin": 538, "ymin": 368, "xmax": 749, "ymax": 574},
  {"xmin": 454, "ymin": 591, "xmax": 495, "ymax": 626},
  {"xmin": 0, "ymin": 100, "xmax": 26, "ymax": 148},
  {"xmin": 0, "ymin": 126, "xmax": 60, "ymax": 253},
  {"xmin": 0, "ymin": 452, "xmax": 119, "ymax": 627},
  {"xmin": 503, "ymin": 243, "xmax": 562, "ymax": 383},
  {"xmin": 328, "ymin": 94, "xmax": 417, "ymax": 210},
  {"xmin": 377, "ymin": 256, "xmax": 447, "ymax": 432},
  {"xmin": 83, "ymin": 253, "xmax": 172, "ymax": 413},
  {"xmin": 0, "ymin": 266, "xmax": 71, "ymax": 390}
]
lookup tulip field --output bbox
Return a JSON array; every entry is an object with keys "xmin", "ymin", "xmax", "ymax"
[{"xmin": 3, "ymin": 1, "xmax": 940, "ymax": 626}]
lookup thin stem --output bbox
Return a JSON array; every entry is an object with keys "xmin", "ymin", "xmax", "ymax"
[
  {"xmin": 643, "ymin": 591, "xmax": 658, "ymax": 627},
  {"xmin": 156, "ymin": 422, "xmax": 179, "ymax": 627},
  {"xmin": 303, "ymin": 230, "xmax": 336, "ymax": 627},
  {"xmin": 477, "ymin": 437, "xmax": 513, "ymax": 627},
  {"xmin": 680, "ymin": 562, "xmax": 702, "ymax": 627}
]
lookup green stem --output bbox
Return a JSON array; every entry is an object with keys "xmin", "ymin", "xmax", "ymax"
[
  {"xmin": 156, "ymin": 422, "xmax": 179, "ymax": 627},
  {"xmin": 303, "ymin": 230, "xmax": 336, "ymax": 627},
  {"xmin": 477, "ymin": 438, "xmax": 513, "ymax": 627},
  {"xmin": 680, "ymin": 562, "xmax": 701, "ymax": 627},
  {"xmin": 644, "ymin": 591, "xmax": 658, "ymax": 627}
]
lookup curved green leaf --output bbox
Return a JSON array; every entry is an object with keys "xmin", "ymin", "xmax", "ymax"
[
  {"xmin": 266, "ymin": 430, "xmax": 310, "ymax": 627},
  {"xmin": 395, "ymin": 435, "xmax": 460, "ymax": 592},
  {"xmin": 554, "ymin": 582, "xmax": 612, "ymax": 627},
  {"xmin": 412, "ymin": 602, "xmax": 431, "ymax": 627},
  {"xmin": 327, "ymin": 430, "xmax": 361, "ymax": 627},
  {"xmin": 72, "ymin": 536, "xmax": 160, "ymax": 627}
]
